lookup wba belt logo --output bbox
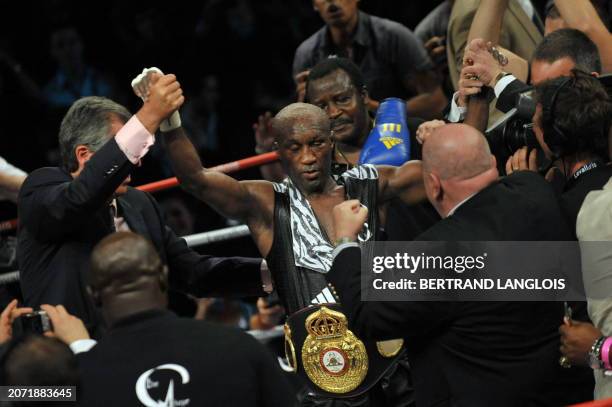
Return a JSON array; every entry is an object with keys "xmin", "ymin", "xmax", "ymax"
[
  {"xmin": 301, "ymin": 306, "xmax": 368, "ymax": 393},
  {"xmin": 378, "ymin": 123, "xmax": 403, "ymax": 150}
]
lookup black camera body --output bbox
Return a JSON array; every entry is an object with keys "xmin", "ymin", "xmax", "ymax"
[
  {"xmin": 485, "ymin": 89, "xmax": 538, "ymax": 168},
  {"xmin": 13, "ymin": 310, "xmax": 53, "ymax": 336},
  {"xmin": 484, "ymin": 74, "xmax": 612, "ymax": 170}
]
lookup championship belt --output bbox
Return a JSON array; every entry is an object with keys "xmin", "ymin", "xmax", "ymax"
[{"xmin": 284, "ymin": 303, "xmax": 404, "ymax": 398}]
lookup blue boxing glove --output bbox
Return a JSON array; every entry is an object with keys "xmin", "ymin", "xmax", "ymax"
[{"xmin": 358, "ymin": 98, "xmax": 410, "ymax": 166}]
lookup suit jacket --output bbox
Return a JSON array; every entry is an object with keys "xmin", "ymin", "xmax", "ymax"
[
  {"xmin": 77, "ymin": 309, "xmax": 294, "ymax": 406},
  {"xmin": 328, "ymin": 172, "xmax": 576, "ymax": 406},
  {"xmin": 17, "ymin": 137, "xmax": 263, "ymax": 331},
  {"xmin": 496, "ymin": 77, "xmax": 532, "ymax": 114}
]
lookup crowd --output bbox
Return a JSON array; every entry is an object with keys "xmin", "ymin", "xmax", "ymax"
[{"xmin": 0, "ymin": 0, "xmax": 612, "ymax": 405}]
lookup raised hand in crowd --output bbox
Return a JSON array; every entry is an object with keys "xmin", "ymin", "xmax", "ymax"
[
  {"xmin": 253, "ymin": 111, "xmax": 275, "ymax": 154},
  {"xmin": 560, "ymin": 318, "xmax": 603, "ymax": 366},
  {"xmin": 456, "ymin": 70, "xmax": 485, "ymax": 108},
  {"xmin": 462, "ymin": 39, "xmax": 528, "ymax": 86},
  {"xmin": 0, "ymin": 299, "xmax": 33, "ymax": 344},
  {"xmin": 332, "ymin": 199, "xmax": 369, "ymax": 243},
  {"xmin": 40, "ymin": 304, "xmax": 90, "ymax": 346},
  {"xmin": 252, "ymin": 110, "xmax": 286, "ymax": 182},
  {"xmin": 416, "ymin": 119, "xmax": 446, "ymax": 144},
  {"xmin": 462, "ymin": 39, "xmax": 504, "ymax": 86}
]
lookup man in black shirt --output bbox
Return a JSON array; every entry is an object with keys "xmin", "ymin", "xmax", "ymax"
[{"xmin": 76, "ymin": 232, "xmax": 294, "ymax": 407}]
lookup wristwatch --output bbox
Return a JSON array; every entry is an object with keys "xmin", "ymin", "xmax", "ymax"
[{"xmin": 588, "ymin": 336, "xmax": 606, "ymax": 369}]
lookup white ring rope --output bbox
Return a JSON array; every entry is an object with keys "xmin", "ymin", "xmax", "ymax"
[{"xmin": 1, "ymin": 224, "xmax": 253, "ymax": 285}]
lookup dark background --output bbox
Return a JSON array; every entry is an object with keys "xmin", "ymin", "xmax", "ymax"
[{"xmin": 0, "ymin": 0, "xmax": 551, "ymax": 232}]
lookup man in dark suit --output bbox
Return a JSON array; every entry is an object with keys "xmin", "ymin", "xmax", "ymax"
[
  {"xmin": 326, "ymin": 123, "xmax": 576, "ymax": 406},
  {"xmin": 66, "ymin": 232, "xmax": 293, "ymax": 406},
  {"xmin": 17, "ymin": 76, "xmax": 265, "ymax": 333}
]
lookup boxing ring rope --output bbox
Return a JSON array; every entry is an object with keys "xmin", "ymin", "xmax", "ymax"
[
  {"xmin": 0, "ymin": 151, "xmax": 284, "ymax": 341},
  {"xmin": 0, "ymin": 151, "xmax": 279, "ymax": 232},
  {"xmin": 0, "ymin": 221, "xmax": 284, "ymax": 340},
  {"xmin": 0, "ymin": 223, "xmax": 254, "ymax": 285}
]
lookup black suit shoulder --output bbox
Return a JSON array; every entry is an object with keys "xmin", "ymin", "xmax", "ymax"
[
  {"xmin": 21, "ymin": 167, "xmax": 70, "ymax": 189},
  {"xmin": 417, "ymin": 172, "xmax": 572, "ymax": 241}
]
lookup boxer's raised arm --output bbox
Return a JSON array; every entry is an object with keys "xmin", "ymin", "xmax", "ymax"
[{"xmin": 163, "ymin": 128, "xmax": 271, "ymax": 223}]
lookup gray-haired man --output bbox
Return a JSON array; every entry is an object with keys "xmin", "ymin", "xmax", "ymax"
[{"xmin": 17, "ymin": 74, "xmax": 266, "ymax": 334}]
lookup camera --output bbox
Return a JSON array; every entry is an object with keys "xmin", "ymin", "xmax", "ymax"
[
  {"xmin": 485, "ymin": 74, "xmax": 612, "ymax": 169},
  {"xmin": 485, "ymin": 89, "xmax": 538, "ymax": 167},
  {"xmin": 13, "ymin": 310, "xmax": 53, "ymax": 336}
]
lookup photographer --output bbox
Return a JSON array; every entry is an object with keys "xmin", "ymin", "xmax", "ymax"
[
  {"xmin": 505, "ymin": 69, "xmax": 612, "ymax": 237},
  {"xmin": 508, "ymin": 69, "xmax": 611, "ymax": 402}
]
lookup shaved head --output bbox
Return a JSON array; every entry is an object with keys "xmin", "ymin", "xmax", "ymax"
[
  {"xmin": 423, "ymin": 124, "xmax": 494, "ymax": 180},
  {"xmin": 271, "ymin": 102, "xmax": 331, "ymax": 141},
  {"xmin": 90, "ymin": 232, "xmax": 163, "ymax": 293},
  {"xmin": 271, "ymin": 102, "xmax": 336, "ymax": 195},
  {"xmin": 422, "ymin": 124, "xmax": 498, "ymax": 217}
]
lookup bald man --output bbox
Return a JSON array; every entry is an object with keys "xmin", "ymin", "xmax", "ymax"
[
  {"xmin": 77, "ymin": 232, "xmax": 294, "ymax": 407},
  {"xmin": 162, "ymin": 102, "xmax": 422, "ymax": 404},
  {"xmin": 326, "ymin": 123, "xmax": 576, "ymax": 405}
]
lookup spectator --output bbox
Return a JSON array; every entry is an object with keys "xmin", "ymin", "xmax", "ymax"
[
  {"xmin": 2, "ymin": 335, "xmax": 79, "ymax": 407},
  {"xmin": 293, "ymin": 0, "xmax": 447, "ymax": 119},
  {"xmin": 43, "ymin": 25, "xmax": 120, "ymax": 109},
  {"xmin": 74, "ymin": 232, "xmax": 294, "ymax": 406},
  {"xmin": 414, "ymin": 0, "xmax": 455, "ymax": 98},
  {"xmin": 546, "ymin": 0, "xmax": 612, "ymax": 72}
]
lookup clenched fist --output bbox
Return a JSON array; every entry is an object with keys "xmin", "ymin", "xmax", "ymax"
[
  {"xmin": 416, "ymin": 120, "xmax": 446, "ymax": 144},
  {"xmin": 332, "ymin": 199, "xmax": 368, "ymax": 244}
]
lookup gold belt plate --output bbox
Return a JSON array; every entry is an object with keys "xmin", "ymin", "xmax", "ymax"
[{"xmin": 301, "ymin": 306, "xmax": 368, "ymax": 393}]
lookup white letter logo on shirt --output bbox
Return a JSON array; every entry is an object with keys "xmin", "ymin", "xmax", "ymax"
[{"xmin": 135, "ymin": 363, "xmax": 190, "ymax": 406}]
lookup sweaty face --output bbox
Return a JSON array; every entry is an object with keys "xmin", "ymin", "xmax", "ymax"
[
  {"xmin": 308, "ymin": 69, "xmax": 368, "ymax": 145},
  {"xmin": 277, "ymin": 119, "xmax": 334, "ymax": 194},
  {"xmin": 313, "ymin": 0, "xmax": 359, "ymax": 27}
]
